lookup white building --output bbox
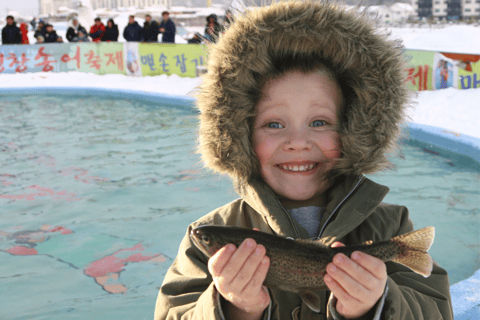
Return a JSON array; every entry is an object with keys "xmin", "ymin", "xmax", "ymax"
[
  {"xmin": 39, "ymin": 0, "xmax": 73, "ymax": 16},
  {"xmin": 389, "ymin": 3, "xmax": 415, "ymax": 21},
  {"xmin": 363, "ymin": 3, "xmax": 415, "ymax": 23},
  {"xmin": 90, "ymin": 0, "xmax": 171, "ymax": 10},
  {"xmin": 462, "ymin": 0, "xmax": 480, "ymax": 18},
  {"xmin": 432, "ymin": 0, "xmax": 448, "ymax": 18}
]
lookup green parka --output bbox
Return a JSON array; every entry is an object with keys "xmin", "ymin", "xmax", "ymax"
[
  {"xmin": 155, "ymin": 176, "xmax": 452, "ymax": 319},
  {"xmin": 155, "ymin": 1, "xmax": 453, "ymax": 319}
]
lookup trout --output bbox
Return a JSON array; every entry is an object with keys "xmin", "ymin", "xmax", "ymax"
[{"xmin": 190, "ymin": 225, "xmax": 435, "ymax": 313}]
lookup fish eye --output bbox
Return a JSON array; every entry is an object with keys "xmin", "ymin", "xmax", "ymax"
[{"xmin": 201, "ymin": 235, "xmax": 210, "ymax": 244}]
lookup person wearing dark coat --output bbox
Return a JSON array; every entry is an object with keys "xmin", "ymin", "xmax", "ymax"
[
  {"xmin": 102, "ymin": 19, "xmax": 119, "ymax": 42},
  {"xmin": 158, "ymin": 11, "xmax": 176, "ymax": 43},
  {"xmin": 44, "ymin": 24, "xmax": 61, "ymax": 43},
  {"xmin": 66, "ymin": 18, "xmax": 87, "ymax": 42},
  {"xmin": 143, "ymin": 14, "xmax": 159, "ymax": 42},
  {"xmin": 224, "ymin": 10, "xmax": 234, "ymax": 28},
  {"xmin": 187, "ymin": 32, "xmax": 202, "ymax": 44},
  {"xmin": 2, "ymin": 16, "xmax": 22, "ymax": 44},
  {"xmin": 123, "ymin": 15, "xmax": 143, "ymax": 42},
  {"xmin": 34, "ymin": 21, "xmax": 47, "ymax": 39},
  {"xmin": 204, "ymin": 14, "xmax": 223, "ymax": 43},
  {"xmin": 30, "ymin": 17, "xmax": 36, "ymax": 31}
]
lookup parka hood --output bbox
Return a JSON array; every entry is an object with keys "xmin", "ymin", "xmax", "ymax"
[{"xmin": 197, "ymin": 0, "xmax": 410, "ymax": 191}]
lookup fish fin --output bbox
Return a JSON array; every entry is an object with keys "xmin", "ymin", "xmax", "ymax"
[
  {"xmin": 392, "ymin": 227, "xmax": 435, "ymax": 277},
  {"xmin": 298, "ymin": 289, "xmax": 321, "ymax": 313},
  {"xmin": 392, "ymin": 249, "xmax": 433, "ymax": 277}
]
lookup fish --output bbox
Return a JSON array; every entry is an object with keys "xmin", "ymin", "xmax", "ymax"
[{"xmin": 190, "ymin": 225, "xmax": 435, "ymax": 313}]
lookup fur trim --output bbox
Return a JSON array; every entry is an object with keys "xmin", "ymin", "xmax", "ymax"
[{"xmin": 197, "ymin": 0, "xmax": 411, "ymax": 188}]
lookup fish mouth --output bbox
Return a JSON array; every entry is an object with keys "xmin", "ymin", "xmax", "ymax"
[{"xmin": 190, "ymin": 228, "xmax": 211, "ymax": 257}]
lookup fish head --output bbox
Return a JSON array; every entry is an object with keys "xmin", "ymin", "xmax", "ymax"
[{"xmin": 190, "ymin": 226, "xmax": 227, "ymax": 258}]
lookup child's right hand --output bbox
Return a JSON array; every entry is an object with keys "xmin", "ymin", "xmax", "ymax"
[{"xmin": 208, "ymin": 238, "xmax": 271, "ymax": 319}]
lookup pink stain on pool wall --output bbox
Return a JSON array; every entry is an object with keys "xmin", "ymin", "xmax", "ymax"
[
  {"xmin": 7, "ymin": 246, "xmax": 38, "ymax": 255},
  {"xmin": 84, "ymin": 243, "xmax": 156, "ymax": 278},
  {"xmin": 0, "ymin": 185, "xmax": 82, "ymax": 202}
]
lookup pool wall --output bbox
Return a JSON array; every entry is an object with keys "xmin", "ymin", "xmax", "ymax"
[{"xmin": 1, "ymin": 87, "xmax": 478, "ymax": 164}]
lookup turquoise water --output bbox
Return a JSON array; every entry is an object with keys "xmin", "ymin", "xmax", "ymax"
[{"xmin": 0, "ymin": 94, "xmax": 478, "ymax": 319}]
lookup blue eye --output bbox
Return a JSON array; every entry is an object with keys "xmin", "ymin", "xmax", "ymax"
[
  {"xmin": 310, "ymin": 120, "xmax": 326, "ymax": 127},
  {"xmin": 267, "ymin": 122, "xmax": 284, "ymax": 129}
]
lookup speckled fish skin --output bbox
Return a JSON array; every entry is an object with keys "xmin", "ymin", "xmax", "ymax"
[{"xmin": 190, "ymin": 225, "xmax": 435, "ymax": 293}]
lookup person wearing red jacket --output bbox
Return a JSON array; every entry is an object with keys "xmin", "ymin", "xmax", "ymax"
[
  {"xmin": 20, "ymin": 22, "xmax": 29, "ymax": 44},
  {"xmin": 89, "ymin": 17, "xmax": 105, "ymax": 42}
]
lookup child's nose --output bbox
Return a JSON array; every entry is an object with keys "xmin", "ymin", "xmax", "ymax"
[{"xmin": 283, "ymin": 129, "xmax": 313, "ymax": 151}]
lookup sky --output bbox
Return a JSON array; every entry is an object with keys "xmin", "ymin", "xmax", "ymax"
[{"xmin": 1, "ymin": 0, "xmax": 39, "ymax": 18}]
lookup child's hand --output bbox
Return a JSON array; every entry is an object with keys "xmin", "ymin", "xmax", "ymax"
[
  {"xmin": 324, "ymin": 242, "xmax": 387, "ymax": 319},
  {"xmin": 208, "ymin": 238, "xmax": 271, "ymax": 319}
]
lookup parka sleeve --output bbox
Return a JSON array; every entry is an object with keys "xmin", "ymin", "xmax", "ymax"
[
  {"xmin": 382, "ymin": 207, "xmax": 454, "ymax": 320},
  {"xmin": 154, "ymin": 225, "xmax": 271, "ymax": 320}
]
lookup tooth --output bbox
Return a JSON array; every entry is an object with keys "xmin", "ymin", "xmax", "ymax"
[
  {"xmin": 299, "ymin": 165, "xmax": 305, "ymax": 171},
  {"xmin": 293, "ymin": 166, "xmax": 299, "ymax": 171},
  {"xmin": 309, "ymin": 164, "xmax": 314, "ymax": 169}
]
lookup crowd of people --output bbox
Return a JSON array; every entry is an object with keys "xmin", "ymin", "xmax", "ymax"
[{"xmin": 2, "ymin": 10, "xmax": 235, "ymax": 45}]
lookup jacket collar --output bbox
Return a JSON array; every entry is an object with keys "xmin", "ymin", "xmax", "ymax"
[{"xmin": 242, "ymin": 175, "xmax": 389, "ymax": 242}]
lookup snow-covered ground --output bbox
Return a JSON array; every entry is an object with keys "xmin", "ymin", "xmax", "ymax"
[
  {"xmin": 1, "ymin": 23, "xmax": 479, "ymax": 318},
  {"xmin": 388, "ymin": 24, "xmax": 480, "ymax": 54}
]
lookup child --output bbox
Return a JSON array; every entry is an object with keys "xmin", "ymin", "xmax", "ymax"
[{"xmin": 155, "ymin": 1, "xmax": 453, "ymax": 319}]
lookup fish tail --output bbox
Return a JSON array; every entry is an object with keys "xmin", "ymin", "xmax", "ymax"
[{"xmin": 391, "ymin": 227, "xmax": 435, "ymax": 277}]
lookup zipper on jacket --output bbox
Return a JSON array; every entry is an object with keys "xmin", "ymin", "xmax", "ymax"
[
  {"xmin": 316, "ymin": 176, "xmax": 364, "ymax": 239},
  {"xmin": 276, "ymin": 198, "xmax": 301, "ymax": 238}
]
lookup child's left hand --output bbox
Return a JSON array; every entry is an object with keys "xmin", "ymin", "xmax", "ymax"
[{"xmin": 324, "ymin": 242, "xmax": 388, "ymax": 319}]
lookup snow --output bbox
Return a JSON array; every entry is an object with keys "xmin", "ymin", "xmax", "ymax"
[
  {"xmin": 1, "ymin": 23, "xmax": 479, "ymax": 318},
  {"xmin": 451, "ymin": 269, "xmax": 480, "ymax": 319},
  {"xmin": 389, "ymin": 25, "xmax": 480, "ymax": 54}
]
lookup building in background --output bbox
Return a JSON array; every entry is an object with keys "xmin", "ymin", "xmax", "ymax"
[
  {"xmin": 412, "ymin": 0, "xmax": 480, "ymax": 19},
  {"xmin": 90, "ymin": 0, "xmax": 172, "ymax": 10},
  {"xmin": 39, "ymin": 0, "xmax": 73, "ymax": 16}
]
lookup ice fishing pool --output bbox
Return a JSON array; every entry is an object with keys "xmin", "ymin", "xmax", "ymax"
[{"xmin": 0, "ymin": 90, "xmax": 479, "ymax": 320}]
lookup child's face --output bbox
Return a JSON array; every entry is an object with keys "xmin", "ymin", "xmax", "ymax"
[{"xmin": 252, "ymin": 70, "xmax": 342, "ymax": 203}]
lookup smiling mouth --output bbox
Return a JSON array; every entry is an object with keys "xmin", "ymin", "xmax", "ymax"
[{"xmin": 277, "ymin": 162, "xmax": 319, "ymax": 172}]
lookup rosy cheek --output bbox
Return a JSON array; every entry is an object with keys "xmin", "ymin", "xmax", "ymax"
[{"xmin": 325, "ymin": 149, "xmax": 342, "ymax": 159}]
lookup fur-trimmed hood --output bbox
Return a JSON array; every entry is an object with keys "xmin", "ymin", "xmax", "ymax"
[{"xmin": 197, "ymin": 0, "xmax": 410, "ymax": 191}]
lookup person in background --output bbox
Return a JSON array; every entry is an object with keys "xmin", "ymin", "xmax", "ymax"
[
  {"xmin": 123, "ymin": 15, "xmax": 143, "ymax": 42},
  {"xmin": 143, "ymin": 14, "xmax": 159, "ymax": 43},
  {"xmin": 102, "ymin": 19, "xmax": 119, "ymax": 42},
  {"xmin": 34, "ymin": 20, "xmax": 47, "ymax": 39},
  {"xmin": 20, "ymin": 22, "xmax": 29, "ymax": 44},
  {"xmin": 36, "ymin": 35, "xmax": 44, "ymax": 44},
  {"xmin": 204, "ymin": 14, "xmax": 223, "ymax": 43},
  {"xmin": 187, "ymin": 32, "xmax": 202, "ymax": 44},
  {"xmin": 2, "ymin": 15, "xmax": 22, "ymax": 45},
  {"xmin": 158, "ymin": 11, "xmax": 175, "ymax": 43},
  {"xmin": 44, "ymin": 24, "xmax": 61, "ymax": 43},
  {"xmin": 30, "ymin": 17, "xmax": 37, "ymax": 31},
  {"xmin": 224, "ymin": 9, "xmax": 234, "ymax": 28},
  {"xmin": 67, "ymin": 18, "xmax": 87, "ymax": 42},
  {"xmin": 89, "ymin": 17, "xmax": 105, "ymax": 42},
  {"xmin": 72, "ymin": 30, "xmax": 89, "ymax": 42}
]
